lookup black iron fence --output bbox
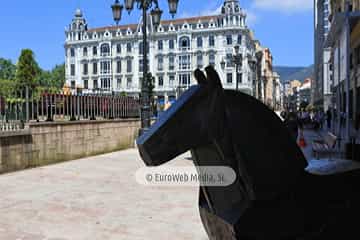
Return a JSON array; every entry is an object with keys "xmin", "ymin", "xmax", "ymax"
[{"xmin": 0, "ymin": 91, "xmax": 141, "ymax": 132}]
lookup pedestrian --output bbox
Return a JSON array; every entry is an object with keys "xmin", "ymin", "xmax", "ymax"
[
  {"xmin": 284, "ymin": 111, "xmax": 301, "ymax": 141},
  {"xmin": 326, "ymin": 108, "xmax": 332, "ymax": 130}
]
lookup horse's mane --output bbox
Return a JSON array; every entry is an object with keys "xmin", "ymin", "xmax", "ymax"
[{"xmin": 222, "ymin": 90, "xmax": 307, "ymax": 200}]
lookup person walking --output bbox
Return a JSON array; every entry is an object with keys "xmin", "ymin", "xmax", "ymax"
[
  {"xmin": 284, "ymin": 111, "xmax": 301, "ymax": 141},
  {"xmin": 326, "ymin": 108, "xmax": 332, "ymax": 130}
]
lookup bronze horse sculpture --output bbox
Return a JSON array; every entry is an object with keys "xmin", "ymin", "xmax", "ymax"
[{"xmin": 137, "ymin": 66, "xmax": 360, "ymax": 239}]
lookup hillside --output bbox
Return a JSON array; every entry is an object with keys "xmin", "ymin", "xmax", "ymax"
[{"xmin": 274, "ymin": 65, "xmax": 314, "ymax": 84}]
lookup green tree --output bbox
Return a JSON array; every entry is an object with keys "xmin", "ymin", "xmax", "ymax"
[
  {"xmin": 0, "ymin": 58, "xmax": 16, "ymax": 80},
  {"xmin": 0, "ymin": 79, "xmax": 16, "ymax": 98},
  {"xmin": 15, "ymin": 49, "xmax": 41, "ymax": 90},
  {"xmin": 50, "ymin": 63, "xmax": 65, "ymax": 89}
]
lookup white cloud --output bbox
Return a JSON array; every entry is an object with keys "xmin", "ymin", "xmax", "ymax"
[{"xmin": 253, "ymin": 0, "xmax": 313, "ymax": 13}]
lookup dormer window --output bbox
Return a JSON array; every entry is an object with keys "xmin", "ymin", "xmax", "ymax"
[{"xmin": 221, "ymin": 7, "xmax": 226, "ymax": 14}]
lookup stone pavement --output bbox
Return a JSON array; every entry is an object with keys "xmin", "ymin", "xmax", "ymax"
[
  {"xmin": 0, "ymin": 149, "xmax": 208, "ymax": 240},
  {"xmin": 301, "ymin": 128, "xmax": 360, "ymax": 175}
]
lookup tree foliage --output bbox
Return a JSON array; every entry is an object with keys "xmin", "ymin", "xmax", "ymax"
[
  {"xmin": 0, "ymin": 50, "xmax": 65, "ymax": 101},
  {"xmin": 15, "ymin": 49, "xmax": 41, "ymax": 89},
  {"xmin": 0, "ymin": 79, "xmax": 16, "ymax": 98},
  {"xmin": 50, "ymin": 64, "xmax": 65, "ymax": 89},
  {"xmin": 0, "ymin": 58, "xmax": 16, "ymax": 80}
]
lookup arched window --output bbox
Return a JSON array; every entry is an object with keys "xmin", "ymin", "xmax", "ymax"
[
  {"xmin": 179, "ymin": 36, "xmax": 190, "ymax": 49},
  {"xmin": 100, "ymin": 43, "xmax": 110, "ymax": 56}
]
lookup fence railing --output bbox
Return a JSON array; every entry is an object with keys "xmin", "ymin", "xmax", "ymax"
[{"xmin": 0, "ymin": 91, "xmax": 141, "ymax": 132}]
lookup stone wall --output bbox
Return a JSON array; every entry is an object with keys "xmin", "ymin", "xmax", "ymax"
[{"xmin": 0, "ymin": 119, "xmax": 140, "ymax": 174}]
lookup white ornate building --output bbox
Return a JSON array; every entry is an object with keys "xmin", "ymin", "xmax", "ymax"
[{"xmin": 65, "ymin": 0, "xmax": 257, "ymax": 102}]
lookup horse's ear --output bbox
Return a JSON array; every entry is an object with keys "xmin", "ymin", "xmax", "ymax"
[
  {"xmin": 194, "ymin": 69, "xmax": 207, "ymax": 85},
  {"xmin": 205, "ymin": 66, "xmax": 223, "ymax": 90}
]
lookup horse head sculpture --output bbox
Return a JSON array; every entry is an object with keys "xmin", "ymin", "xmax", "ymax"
[{"xmin": 136, "ymin": 66, "xmax": 360, "ymax": 239}]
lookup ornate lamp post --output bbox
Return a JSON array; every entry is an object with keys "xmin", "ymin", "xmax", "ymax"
[
  {"xmin": 111, "ymin": 0, "xmax": 179, "ymax": 136},
  {"xmin": 232, "ymin": 45, "xmax": 242, "ymax": 91}
]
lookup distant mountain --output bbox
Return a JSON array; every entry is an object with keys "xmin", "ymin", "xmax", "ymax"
[{"xmin": 274, "ymin": 65, "xmax": 314, "ymax": 84}]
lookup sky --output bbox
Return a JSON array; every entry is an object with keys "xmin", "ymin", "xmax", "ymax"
[{"xmin": 0, "ymin": 0, "xmax": 314, "ymax": 70}]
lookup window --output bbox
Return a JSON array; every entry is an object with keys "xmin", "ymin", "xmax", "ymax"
[
  {"xmin": 93, "ymin": 46, "xmax": 97, "ymax": 56},
  {"xmin": 117, "ymin": 61, "xmax": 121, "ymax": 73},
  {"xmin": 93, "ymin": 62, "xmax": 98, "ymax": 74},
  {"xmin": 117, "ymin": 77, "xmax": 122, "ymax": 89},
  {"xmin": 116, "ymin": 44, "xmax": 121, "ymax": 54},
  {"xmin": 179, "ymin": 74, "xmax": 191, "ymax": 86},
  {"xmin": 70, "ymin": 48, "xmax": 75, "ymax": 57},
  {"xmin": 83, "ymin": 63, "xmax": 88, "ymax": 75},
  {"xmin": 158, "ymin": 40, "xmax": 163, "ymax": 50},
  {"xmin": 101, "ymin": 77, "xmax": 111, "ymax": 89},
  {"xmin": 238, "ymin": 73, "xmax": 242, "ymax": 83},
  {"xmin": 84, "ymin": 80, "xmax": 88, "ymax": 89},
  {"xmin": 127, "ymin": 77, "xmax": 132, "ymax": 88},
  {"xmin": 71, "ymin": 64, "xmax": 75, "ymax": 76},
  {"xmin": 93, "ymin": 79, "xmax": 98, "ymax": 89},
  {"xmin": 209, "ymin": 53, "xmax": 215, "ymax": 67},
  {"xmin": 197, "ymin": 54, "xmax": 203, "ymax": 68},
  {"xmin": 139, "ymin": 59, "xmax": 143, "ymax": 72},
  {"xmin": 179, "ymin": 55, "xmax": 191, "ymax": 70},
  {"xmin": 227, "ymin": 35, "xmax": 232, "ymax": 45},
  {"xmin": 139, "ymin": 41, "xmax": 149, "ymax": 55},
  {"xmin": 169, "ymin": 75, "xmax": 175, "ymax": 87},
  {"xmin": 100, "ymin": 61, "xmax": 111, "ymax": 74},
  {"xmin": 169, "ymin": 39, "xmax": 174, "ymax": 49},
  {"xmin": 158, "ymin": 76, "xmax": 164, "ymax": 87},
  {"xmin": 83, "ymin": 47, "xmax": 88, "ymax": 57},
  {"xmin": 126, "ymin": 43, "xmax": 132, "ymax": 53},
  {"xmin": 209, "ymin": 35, "xmax": 215, "ymax": 47},
  {"xmin": 100, "ymin": 43, "xmax": 110, "ymax": 56},
  {"xmin": 71, "ymin": 80, "xmax": 76, "ymax": 89},
  {"xmin": 158, "ymin": 56, "xmax": 164, "ymax": 71},
  {"xmin": 197, "ymin": 37, "xmax": 203, "ymax": 48},
  {"xmin": 226, "ymin": 54, "xmax": 233, "ymax": 67},
  {"xmin": 179, "ymin": 36, "xmax": 190, "ymax": 49},
  {"xmin": 227, "ymin": 73, "xmax": 233, "ymax": 84},
  {"xmin": 127, "ymin": 59, "xmax": 132, "ymax": 72},
  {"xmin": 237, "ymin": 34, "xmax": 242, "ymax": 44},
  {"xmin": 169, "ymin": 56, "xmax": 175, "ymax": 71}
]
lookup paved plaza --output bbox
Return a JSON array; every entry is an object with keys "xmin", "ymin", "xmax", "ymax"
[{"xmin": 0, "ymin": 149, "xmax": 208, "ymax": 240}]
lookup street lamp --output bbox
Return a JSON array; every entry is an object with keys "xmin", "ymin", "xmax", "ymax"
[
  {"xmin": 220, "ymin": 58, "xmax": 226, "ymax": 70},
  {"xmin": 111, "ymin": 0, "xmax": 124, "ymax": 25},
  {"xmin": 232, "ymin": 45, "xmax": 242, "ymax": 91},
  {"xmin": 111, "ymin": 0, "xmax": 179, "ymax": 136}
]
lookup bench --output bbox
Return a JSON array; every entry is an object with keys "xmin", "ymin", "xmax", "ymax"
[{"xmin": 312, "ymin": 132, "xmax": 338, "ymax": 159}]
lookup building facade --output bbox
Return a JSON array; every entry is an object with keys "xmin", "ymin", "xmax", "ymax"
[
  {"xmin": 314, "ymin": 0, "xmax": 332, "ymax": 109},
  {"xmin": 324, "ymin": 0, "xmax": 360, "ymax": 140},
  {"xmin": 254, "ymin": 46, "xmax": 282, "ymax": 110},
  {"xmin": 64, "ymin": 0, "xmax": 257, "ymax": 103}
]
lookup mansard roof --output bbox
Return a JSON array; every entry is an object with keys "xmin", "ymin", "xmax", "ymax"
[{"xmin": 87, "ymin": 15, "xmax": 219, "ymax": 33}]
